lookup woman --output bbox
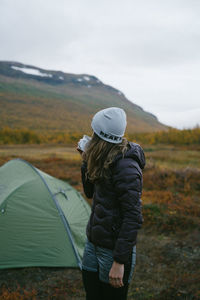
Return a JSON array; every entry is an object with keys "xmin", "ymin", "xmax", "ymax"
[{"xmin": 78, "ymin": 107, "xmax": 145, "ymax": 300}]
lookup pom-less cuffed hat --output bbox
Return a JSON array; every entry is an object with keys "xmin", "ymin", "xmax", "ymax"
[{"xmin": 91, "ymin": 107, "xmax": 127, "ymax": 144}]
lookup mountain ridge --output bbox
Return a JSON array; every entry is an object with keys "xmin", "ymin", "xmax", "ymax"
[{"xmin": 0, "ymin": 61, "xmax": 168, "ymax": 134}]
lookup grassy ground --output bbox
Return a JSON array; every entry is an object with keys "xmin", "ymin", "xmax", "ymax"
[{"xmin": 0, "ymin": 144, "xmax": 199, "ymax": 299}]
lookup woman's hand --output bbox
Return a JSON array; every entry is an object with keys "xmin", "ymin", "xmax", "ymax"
[
  {"xmin": 76, "ymin": 148, "xmax": 86, "ymax": 160},
  {"xmin": 109, "ymin": 261, "xmax": 124, "ymax": 288}
]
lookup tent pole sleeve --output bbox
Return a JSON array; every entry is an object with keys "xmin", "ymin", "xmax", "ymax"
[{"xmin": 54, "ymin": 198, "xmax": 82, "ymax": 269}]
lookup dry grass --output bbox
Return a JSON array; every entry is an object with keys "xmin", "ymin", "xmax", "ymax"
[
  {"xmin": 0, "ymin": 144, "xmax": 199, "ymax": 299},
  {"xmin": 0, "ymin": 144, "xmax": 81, "ymax": 160}
]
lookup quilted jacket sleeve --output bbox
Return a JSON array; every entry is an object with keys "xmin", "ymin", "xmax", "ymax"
[
  {"xmin": 112, "ymin": 158, "xmax": 143, "ymax": 264},
  {"xmin": 81, "ymin": 161, "xmax": 94, "ymax": 199}
]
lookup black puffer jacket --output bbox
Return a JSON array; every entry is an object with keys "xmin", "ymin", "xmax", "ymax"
[{"xmin": 81, "ymin": 142, "xmax": 145, "ymax": 264}]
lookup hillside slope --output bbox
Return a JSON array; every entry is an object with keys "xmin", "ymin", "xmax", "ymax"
[{"xmin": 0, "ymin": 61, "xmax": 168, "ymax": 134}]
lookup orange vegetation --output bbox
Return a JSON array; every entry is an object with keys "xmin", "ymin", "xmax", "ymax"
[{"xmin": 0, "ymin": 127, "xmax": 200, "ymax": 145}]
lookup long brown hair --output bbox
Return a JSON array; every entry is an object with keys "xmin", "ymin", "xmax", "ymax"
[{"xmin": 85, "ymin": 133, "xmax": 128, "ymax": 182}]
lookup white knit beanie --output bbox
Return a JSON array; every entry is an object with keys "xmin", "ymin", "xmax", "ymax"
[{"xmin": 91, "ymin": 107, "xmax": 127, "ymax": 144}]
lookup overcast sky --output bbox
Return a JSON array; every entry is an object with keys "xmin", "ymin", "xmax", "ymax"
[{"xmin": 1, "ymin": 0, "xmax": 200, "ymax": 129}]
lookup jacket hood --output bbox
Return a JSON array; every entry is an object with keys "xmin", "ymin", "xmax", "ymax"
[{"xmin": 113, "ymin": 142, "xmax": 146, "ymax": 169}]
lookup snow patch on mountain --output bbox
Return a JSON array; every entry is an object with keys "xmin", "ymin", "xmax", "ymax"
[
  {"xmin": 11, "ymin": 66, "xmax": 53, "ymax": 78},
  {"xmin": 83, "ymin": 76, "xmax": 90, "ymax": 81}
]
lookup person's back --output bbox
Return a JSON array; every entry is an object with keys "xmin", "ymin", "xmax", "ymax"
[{"xmin": 78, "ymin": 107, "xmax": 145, "ymax": 300}]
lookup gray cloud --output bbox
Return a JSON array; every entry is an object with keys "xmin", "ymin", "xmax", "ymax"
[{"xmin": 0, "ymin": 0, "xmax": 200, "ymax": 128}]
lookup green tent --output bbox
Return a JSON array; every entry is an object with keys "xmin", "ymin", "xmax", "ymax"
[{"xmin": 0, "ymin": 159, "xmax": 91, "ymax": 269}]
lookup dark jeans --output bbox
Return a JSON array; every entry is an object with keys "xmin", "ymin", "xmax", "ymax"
[{"xmin": 82, "ymin": 269, "xmax": 129, "ymax": 300}]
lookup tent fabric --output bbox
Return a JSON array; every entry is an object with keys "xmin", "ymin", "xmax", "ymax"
[{"xmin": 0, "ymin": 159, "xmax": 91, "ymax": 269}]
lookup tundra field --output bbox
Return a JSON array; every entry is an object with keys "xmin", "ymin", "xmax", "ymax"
[{"xmin": 0, "ymin": 144, "xmax": 199, "ymax": 300}]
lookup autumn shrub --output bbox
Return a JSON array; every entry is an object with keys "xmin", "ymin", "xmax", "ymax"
[
  {"xmin": 128, "ymin": 126, "xmax": 200, "ymax": 145},
  {"xmin": 143, "ymin": 166, "xmax": 200, "ymax": 194},
  {"xmin": 0, "ymin": 285, "xmax": 37, "ymax": 300},
  {"xmin": 142, "ymin": 189, "xmax": 200, "ymax": 232},
  {"xmin": 141, "ymin": 165, "xmax": 200, "ymax": 232},
  {"xmin": 0, "ymin": 126, "xmax": 200, "ymax": 145},
  {"xmin": 0, "ymin": 127, "xmax": 42, "ymax": 144}
]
